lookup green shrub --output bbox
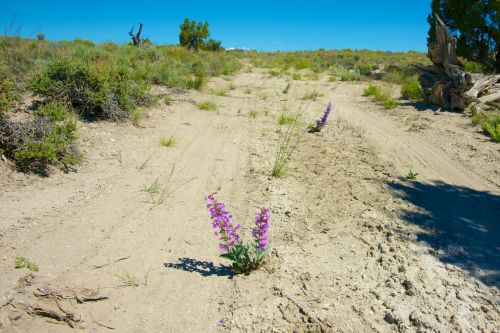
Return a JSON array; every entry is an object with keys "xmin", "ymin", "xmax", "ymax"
[
  {"xmin": 356, "ymin": 63, "xmax": 373, "ymax": 76},
  {"xmin": 30, "ymin": 59, "xmax": 150, "ymax": 121},
  {"xmin": 0, "ymin": 116, "xmax": 79, "ymax": 174},
  {"xmin": 294, "ymin": 59, "xmax": 310, "ymax": 70},
  {"xmin": 14, "ymin": 118, "xmax": 79, "ymax": 172},
  {"xmin": 364, "ymin": 83, "xmax": 399, "ymax": 109},
  {"xmin": 381, "ymin": 98, "xmax": 399, "ymax": 109},
  {"xmin": 0, "ymin": 65, "xmax": 19, "ymax": 112},
  {"xmin": 401, "ymin": 78, "xmax": 422, "ymax": 100},
  {"xmin": 331, "ymin": 67, "xmax": 360, "ymax": 81},
  {"xmin": 473, "ymin": 114, "xmax": 500, "ymax": 142},
  {"xmin": 363, "ymin": 84, "xmax": 380, "ymax": 96},
  {"xmin": 464, "ymin": 61, "xmax": 484, "ymax": 73},
  {"xmin": 382, "ymin": 66, "xmax": 417, "ymax": 85},
  {"xmin": 34, "ymin": 102, "xmax": 69, "ymax": 121},
  {"xmin": 268, "ymin": 70, "xmax": 280, "ymax": 78},
  {"xmin": 481, "ymin": 116, "xmax": 500, "ymax": 142},
  {"xmin": 187, "ymin": 61, "xmax": 207, "ymax": 90}
]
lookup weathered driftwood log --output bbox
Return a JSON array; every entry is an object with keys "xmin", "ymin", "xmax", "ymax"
[
  {"xmin": 129, "ymin": 23, "xmax": 143, "ymax": 47},
  {"xmin": 416, "ymin": 16, "xmax": 500, "ymax": 111}
]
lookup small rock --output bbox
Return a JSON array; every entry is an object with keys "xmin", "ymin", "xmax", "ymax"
[
  {"xmin": 403, "ymin": 279, "xmax": 417, "ymax": 296},
  {"xmin": 384, "ymin": 311, "xmax": 401, "ymax": 325},
  {"xmin": 409, "ymin": 310, "xmax": 432, "ymax": 329}
]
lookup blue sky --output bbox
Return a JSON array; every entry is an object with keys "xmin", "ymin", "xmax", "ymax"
[{"xmin": 2, "ymin": 1, "xmax": 431, "ymax": 52}]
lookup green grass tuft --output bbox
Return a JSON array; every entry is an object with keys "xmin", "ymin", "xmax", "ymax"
[
  {"xmin": 160, "ymin": 135, "xmax": 176, "ymax": 147},
  {"xmin": 15, "ymin": 256, "xmax": 39, "ymax": 271},
  {"xmin": 401, "ymin": 77, "xmax": 422, "ymax": 100},
  {"xmin": 405, "ymin": 170, "xmax": 419, "ymax": 180},
  {"xmin": 472, "ymin": 113, "xmax": 500, "ymax": 142},
  {"xmin": 197, "ymin": 101, "xmax": 217, "ymax": 111},
  {"xmin": 364, "ymin": 83, "xmax": 399, "ymax": 110}
]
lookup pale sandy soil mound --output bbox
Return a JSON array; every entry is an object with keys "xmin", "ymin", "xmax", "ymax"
[{"xmin": 0, "ymin": 70, "xmax": 498, "ymax": 333}]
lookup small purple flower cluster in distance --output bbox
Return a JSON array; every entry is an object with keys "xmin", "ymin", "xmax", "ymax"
[
  {"xmin": 316, "ymin": 102, "xmax": 332, "ymax": 127},
  {"xmin": 253, "ymin": 208, "xmax": 270, "ymax": 251},
  {"xmin": 206, "ymin": 193, "xmax": 241, "ymax": 252}
]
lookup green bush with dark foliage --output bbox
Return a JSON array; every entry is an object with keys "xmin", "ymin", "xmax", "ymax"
[
  {"xmin": 0, "ymin": 65, "xmax": 19, "ymax": 113},
  {"xmin": 401, "ymin": 77, "xmax": 422, "ymax": 100},
  {"xmin": 0, "ymin": 115, "xmax": 80, "ymax": 174},
  {"xmin": 30, "ymin": 59, "xmax": 150, "ymax": 120},
  {"xmin": 34, "ymin": 101, "xmax": 69, "ymax": 121}
]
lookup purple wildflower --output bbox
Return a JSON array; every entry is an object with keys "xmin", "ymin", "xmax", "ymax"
[
  {"xmin": 316, "ymin": 102, "xmax": 333, "ymax": 127},
  {"xmin": 252, "ymin": 208, "xmax": 270, "ymax": 251},
  {"xmin": 206, "ymin": 193, "xmax": 241, "ymax": 252}
]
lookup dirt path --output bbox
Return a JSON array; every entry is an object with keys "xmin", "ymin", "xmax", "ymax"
[
  {"xmin": 331, "ymin": 83, "xmax": 497, "ymax": 192},
  {"xmin": 0, "ymin": 71, "xmax": 498, "ymax": 332}
]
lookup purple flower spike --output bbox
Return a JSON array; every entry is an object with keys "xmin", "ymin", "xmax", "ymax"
[
  {"xmin": 252, "ymin": 208, "xmax": 270, "ymax": 252},
  {"xmin": 316, "ymin": 102, "xmax": 332, "ymax": 127},
  {"xmin": 206, "ymin": 193, "xmax": 241, "ymax": 252}
]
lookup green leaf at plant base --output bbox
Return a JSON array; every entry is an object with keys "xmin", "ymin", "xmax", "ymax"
[{"xmin": 220, "ymin": 253, "xmax": 237, "ymax": 261}]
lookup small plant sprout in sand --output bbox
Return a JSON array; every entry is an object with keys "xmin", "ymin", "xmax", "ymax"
[
  {"xmin": 117, "ymin": 151, "xmax": 123, "ymax": 167},
  {"xmin": 308, "ymin": 102, "xmax": 333, "ymax": 133},
  {"xmin": 141, "ymin": 166, "xmax": 196, "ymax": 206},
  {"xmin": 272, "ymin": 102, "xmax": 307, "ymax": 177},
  {"xmin": 160, "ymin": 135, "xmax": 176, "ymax": 147},
  {"xmin": 197, "ymin": 101, "xmax": 218, "ymax": 112},
  {"xmin": 136, "ymin": 155, "xmax": 152, "ymax": 171},
  {"xmin": 278, "ymin": 114, "xmax": 295, "ymax": 125},
  {"xmin": 206, "ymin": 193, "xmax": 270, "ymax": 274},
  {"xmin": 406, "ymin": 170, "xmax": 419, "ymax": 180},
  {"xmin": 131, "ymin": 109, "xmax": 143, "ymax": 126},
  {"xmin": 15, "ymin": 256, "xmax": 39, "ymax": 272},
  {"xmin": 114, "ymin": 270, "xmax": 149, "ymax": 287},
  {"xmin": 141, "ymin": 177, "xmax": 162, "ymax": 202}
]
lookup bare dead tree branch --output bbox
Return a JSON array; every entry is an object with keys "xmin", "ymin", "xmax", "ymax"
[{"xmin": 129, "ymin": 22, "xmax": 143, "ymax": 47}]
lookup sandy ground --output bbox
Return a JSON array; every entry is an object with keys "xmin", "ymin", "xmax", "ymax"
[{"xmin": 0, "ymin": 69, "xmax": 499, "ymax": 333}]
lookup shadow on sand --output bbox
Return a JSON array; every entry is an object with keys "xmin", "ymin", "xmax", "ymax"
[
  {"xmin": 164, "ymin": 257, "xmax": 234, "ymax": 277},
  {"xmin": 388, "ymin": 179, "xmax": 500, "ymax": 286}
]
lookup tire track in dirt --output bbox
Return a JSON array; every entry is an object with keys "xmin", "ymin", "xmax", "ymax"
[
  {"xmin": 0, "ymin": 101, "xmax": 252, "ymax": 332},
  {"xmin": 330, "ymin": 85, "xmax": 498, "ymax": 194}
]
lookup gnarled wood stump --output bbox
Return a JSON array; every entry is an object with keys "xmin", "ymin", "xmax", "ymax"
[{"xmin": 416, "ymin": 16, "xmax": 500, "ymax": 111}]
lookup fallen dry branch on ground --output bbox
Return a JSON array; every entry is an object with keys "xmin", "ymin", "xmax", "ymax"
[
  {"xmin": 92, "ymin": 256, "xmax": 131, "ymax": 269},
  {"xmin": 34, "ymin": 286, "xmax": 108, "ymax": 303},
  {"xmin": 30, "ymin": 303, "xmax": 81, "ymax": 328},
  {"xmin": 416, "ymin": 15, "xmax": 500, "ymax": 111},
  {"xmin": 94, "ymin": 320, "xmax": 116, "ymax": 330}
]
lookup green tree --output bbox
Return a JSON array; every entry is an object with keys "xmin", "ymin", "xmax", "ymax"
[
  {"xmin": 427, "ymin": 0, "xmax": 500, "ymax": 72},
  {"xmin": 204, "ymin": 38, "xmax": 223, "ymax": 52},
  {"xmin": 179, "ymin": 18, "xmax": 210, "ymax": 51}
]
